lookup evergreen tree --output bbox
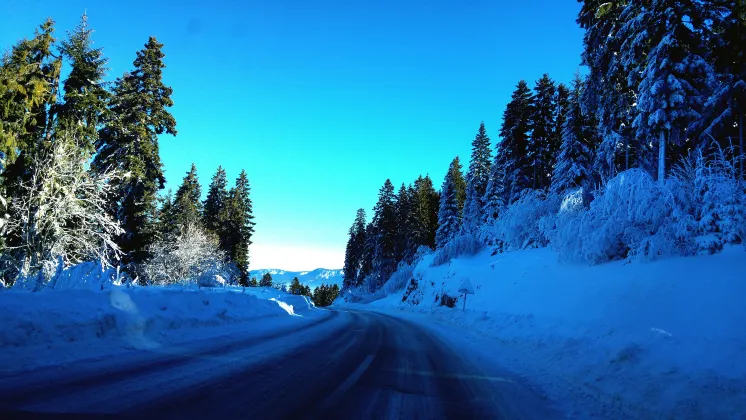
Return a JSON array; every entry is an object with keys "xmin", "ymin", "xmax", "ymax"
[
  {"xmin": 436, "ymin": 163, "xmax": 460, "ymax": 248},
  {"xmin": 172, "ymin": 163, "xmax": 202, "ymax": 230},
  {"xmin": 1, "ymin": 19, "xmax": 62, "ymax": 248},
  {"xmin": 221, "ymin": 170, "xmax": 255, "ymax": 282},
  {"xmin": 92, "ymin": 36, "xmax": 176, "ymax": 267},
  {"xmin": 394, "ymin": 184, "xmax": 412, "ymax": 263},
  {"xmin": 289, "ymin": 277, "xmax": 304, "ymax": 295},
  {"xmin": 371, "ymin": 179, "xmax": 397, "ymax": 289},
  {"xmin": 551, "ymin": 74, "xmax": 594, "ymax": 195},
  {"xmin": 410, "ymin": 175, "xmax": 439, "ymax": 249},
  {"xmin": 401, "ymin": 184, "xmax": 420, "ymax": 263},
  {"xmin": 155, "ymin": 189, "xmax": 177, "ymax": 240},
  {"xmin": 704, "ymin": 0, "xmax": 746, "ymax": 177},
  {"xmin": 578, "ymin": 0, "xmax": 638, "ymax": 178},
  {"xmin": 529, "ymin": 74, "xmax": 557, "ymax": 190},
  {"xmin": 202, "ymin": 166, "xmax": 228, "ymax": 235},
  {"xmin": 449, "ymin": 156, "xmax": 467, "ymax": 217},
  {"xmin": 498, "ymin": 81, "xmax": 534, "ymax": 203},
  {"xmin": 259, "ymin": 272, "xmax": 272, "ymax": 287},
  {"xmin": 482, "ymin": 148, "xmax": 507, "ymax": 223},
  {"xmin": 342, "ymin": 208, "xmax": 366, "ymax": 288},
  {"xmin": 249, "ymin": 277, "xmax": 258, "ymax": 287},
  {"xmin": 56, "ymin": 13, "xmax": 110, "ymax": 155},
  {"xmin": 620, "ymin": 0, "xmax": 712, "ymax": 182},
  {"xmin": 462, "ymin": 122, "xmax": 492, "ymax": 233},
  {"xmin": 0, "ymin": 19, "xmax": 61, "ymax": 160},
  {"xmin": 358, "ymin": 221, "xmax": 375, "ymax": 285}
]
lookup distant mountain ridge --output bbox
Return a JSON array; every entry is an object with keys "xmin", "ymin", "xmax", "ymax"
[{"xmin": 249, "ymin": 268, "xmax": 344, "ymax": 288}]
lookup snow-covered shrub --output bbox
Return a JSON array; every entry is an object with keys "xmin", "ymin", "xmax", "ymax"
[
  {"xmin": 143, "ymin": 223, "xmax": 226, "ymax": 286},
  {"xmin": 12, "ymin": 259, "xmax": 122, "ymax": 291},
  {"xmin": 691, "ymin": 147, "xmax": 746, "ymax": 252},
  {"xmin": 549, "ymin": 169, "xmax": 679, "ymax": 263},
  {"xmin": 383, "ymin": 261, "xmax": 414, "ymax": 294},
  {"xmin": 480, "ymin": 190, "xmax": 561, "ymax": 252},
  {"xmin": 545, "ymin": 151, "xmax": 745, "ymax": 264},
  {"xmin": 431, "ymin": 234, "xmax": 482, "ymax": 267}
]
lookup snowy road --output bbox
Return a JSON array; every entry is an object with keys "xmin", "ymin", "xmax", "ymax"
[{"xmin": 0, "ymin": 309, "xmax": 556, "ymax": 419}]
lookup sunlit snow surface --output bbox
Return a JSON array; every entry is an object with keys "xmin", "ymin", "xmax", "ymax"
[{"xmin": 338, "ymin": 245, "xmax": 746, "ymax": 419}]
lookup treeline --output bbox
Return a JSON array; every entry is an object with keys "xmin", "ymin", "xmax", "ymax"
[
  {"xmin": 0, "ymin": 15, "xmax": 255, "ymax": 287},
  {"xmin": 344, "ymin": 0, "xmax": 746, "ymax": 290}
]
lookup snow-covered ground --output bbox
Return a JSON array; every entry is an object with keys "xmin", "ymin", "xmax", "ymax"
[
  {"xmin": 250, "ymin": 268, "xmax": 344, "ymax": 288},
  {"xmin": 0, "ymin": 284, "xmax": 319, "ymax": 374},
  {"xmin": 338, "ymin": 246, "xmax": 746, "ymax": 419}
]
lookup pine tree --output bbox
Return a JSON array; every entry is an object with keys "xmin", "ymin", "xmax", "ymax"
[
  {"xmin": 551, "ymin": 74, "xmax": 594, "ymax": 195},
  {"xmin": 92, "ymin": 36, "xmax": 176, "ymax": 267},
  {"xmin": 202, "ymin": 166, "xmax": 228, "ymax": 235},
  {"xmin": 289, "ymin": 277, "xmax": 303, "ymax": 295},
  {"xmin": 56, "ymin": 12, "xmax": 110, "ymax": 155},
  {"xmin": 155, "ymin": 189, "xmax": 177, "ymax": 240},
  {"xmin": 498, "ymin": 81, "xmax": 534, "ymax": 204},
  {"xmin": 172, "ymin": 163, "xmax": 202, "ymax": 231},
  {"xmin": 462, "ymin": 122, "xmax": 492, "ymax": 233},
  {"xmin": 411, "ymin": 175, "xmax": 439, "ymax": 249},
  {"xmin": 371, "ymin": 179, "xmax": 398, "ymax": 289},
  {"xmin": 704, "ymin": 0, "xmax": 746, "ymax": 177},
  {"xmin": 529, "ymin": 74, "xmax": 557, "ymax": 190},
  {"xmin": 620, "ymin": 0, "xmax": 712, "ymax": 182},
  {"xmin": 1, "ymin": 19, "xmax": 62, "ymax": 249},
  {"xmin": 342, "ymin": 208, "xmax": 366, "ymax": 288},
  {"xmin": 249, "ymin": 277, "xmax": 258, "ymax": 287},
  {"xmin": 436, "ymin": 163, "xmax": 460, "ymax": 248},
  {"xmin": 259, "ymin": 272, "xmax": 272, "ymax": 287},
  {"xmin": 578, "ymin": 0, "xmax": 638, "ymax": 178},
  {"xmin": 221, "ymin": 170, "xmax": 255, "ymax": 282},
  {"xmin": 394, "ymin": 183, "xmax": 413, "ymax": 263},
  {"xmin": 358, "ymin": 221, "xmax": 375, "ymax": 285},
  {"xmin": 483, "ymin": 148, "xmax": 507, "ymax": 223},
  {"xmin": 0, "ymin": 19, "xmax": 61, "ymax": 160},
  {"xmin": 449, "ymin": 157, "xmax": 467, "ymax": 217}
]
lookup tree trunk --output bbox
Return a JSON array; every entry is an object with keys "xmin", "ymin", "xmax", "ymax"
[
  {"xmin": 625, "ymin": 136, "xmax": 629, "ymax": 171},
  {"xmin": 658, "ymin": 129, "xmax": 666, "ymax": 184},
  {"xmin": 738, "ymin": 112, "xmax": 746, "ymax": 178}
]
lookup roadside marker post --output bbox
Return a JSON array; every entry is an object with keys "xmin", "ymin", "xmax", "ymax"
[{"xmin": 458, "ymin": 278, "xmax": 475, "ymax": 311}]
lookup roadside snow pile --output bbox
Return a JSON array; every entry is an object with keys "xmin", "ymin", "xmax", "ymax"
[
  {"xmin": 0, "ymin": 284, "xmax": 316, "ymax": 350},
  {"xmin": 358, "ymin": 245, "xmax": 746, "ymax": 419}
]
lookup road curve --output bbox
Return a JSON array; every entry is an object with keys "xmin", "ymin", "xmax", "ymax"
[{"xmin": 0, "ymin": 309, "xmax": 559, "ymax": 419}]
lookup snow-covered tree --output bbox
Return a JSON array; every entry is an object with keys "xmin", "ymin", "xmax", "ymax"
[
  {"xmin": 620, "ymin": 0, "xmax": 712, "ymax": 183},
  {"xmin": 551, "ymin": 74, "xmax": 594, "ymax": 195},
  {"xmin": 578, "ymin": 0, "xmax": 638, "ymax": 178},
  {"xmin": 462, "ymin": 122, "xmax": 492, "ymax": 233},
  {"xmin": 436, "ymin": 163, "xmax": 461, "ymax": 248},
  {"xmin": 703, "ymin": 0, "xmax": 746, "ymax": 177},
  {"xmin": 482, "ymin": 147, "xmax": 507, "ymax": 223},
  {"xmin": 5, "ymin": 135, "xmax": 123, "ymax": 285},
  {"xmin": 143, "ymin": 222, "xmax": 226, "ymax": 286}
]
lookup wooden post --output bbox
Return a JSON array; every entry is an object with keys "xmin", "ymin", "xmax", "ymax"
[{"xmin": 462, "ymin": 292, "xmax": 467, "ymax": 311}]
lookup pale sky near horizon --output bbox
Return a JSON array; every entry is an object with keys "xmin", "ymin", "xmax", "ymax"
[{"xmin": 1, "ymin": 0, "xmax": 584, "ymax": 271}]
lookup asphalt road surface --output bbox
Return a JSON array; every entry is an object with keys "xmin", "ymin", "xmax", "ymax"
[{"xmin": 0, "ymin": 310, "xmax": 559, "ymax": 419}]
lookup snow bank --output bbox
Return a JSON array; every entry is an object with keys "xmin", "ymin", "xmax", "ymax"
[
  {"xmin": 353, "ymin": 245, "xmax": 746, "ymax": 419},
  {"xmin": 0, "ymin": 285, "xmax": 317, "ymax": 350}
]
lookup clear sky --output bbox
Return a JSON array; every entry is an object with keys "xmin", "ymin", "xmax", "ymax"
[{"xmin": 1, "ymin": 0, "xmax": 584, "ymax": 271}]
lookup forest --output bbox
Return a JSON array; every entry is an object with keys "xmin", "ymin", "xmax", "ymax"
[
  {"xmin": 0, "ymin": 15, "xmax": 255, "ymax": 288},
  {"xmin": 342, "ymin": 0, "xmax": 746, "ymax": 292}
]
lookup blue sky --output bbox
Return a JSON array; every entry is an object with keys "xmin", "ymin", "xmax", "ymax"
[{"xmin": 1, "ymin": 0, "xmax": 584, "ymax": 270}]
